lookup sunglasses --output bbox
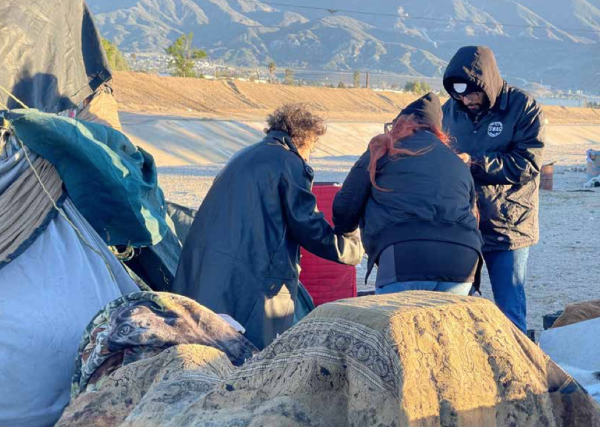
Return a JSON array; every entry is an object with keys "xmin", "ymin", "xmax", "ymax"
[{"xmin": 451, "ymin": 91, "xmax": 482, "ymax": 102}]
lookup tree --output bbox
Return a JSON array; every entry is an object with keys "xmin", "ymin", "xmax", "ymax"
[
  {"xmin": 404, "ymin": 80, "xmax": 431, "ymax": 95},
  {"xmin": 268, "ymin": 61, "xmax": 276, "ymax": 83},
  {"xmin": 419, "ymin": 81, "xmax": 432, "ymax": 94},
  {"xmin": 337, "ymin": 81, "xmax": 347, "ymax": 89},
  {"xmin": 284, "ymin": 69, "xmax": 295, "ymax": 85},
  {"xmin": 101, "ymin": 38, "xmax": 130, "ymax": 71},
  {"xmin": 166, "ymin": 32, "xmax": 207, "ymax": 78},
  {"xmin": 353, "ymin": 71, "xmax": 360, "ymax": 88},
  {"xmin": 404, "ymin": 81, "xmax": 416, "ymax": 93}
]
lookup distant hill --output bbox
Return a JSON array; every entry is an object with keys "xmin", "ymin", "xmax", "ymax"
[{"xmin": 87, "ymin": 0, "xmax": 600, "ymax": 92}]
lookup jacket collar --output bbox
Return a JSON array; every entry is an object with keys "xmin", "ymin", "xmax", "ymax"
[
  {"xmin": 265, "ymin": 130, "xmax": 302, "ymax": 157},
  {"xmin": 264, "ymin": 130, "xmax": 315, "ymax": 179}
]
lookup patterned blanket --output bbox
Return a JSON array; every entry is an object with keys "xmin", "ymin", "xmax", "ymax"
[
  {"xmin": 70, "ymin": 292, "xmax": 257, "ymax": 398},
  {"xmin": 59, "ymin": 292, "xmax": 600, "ymax": 427}
]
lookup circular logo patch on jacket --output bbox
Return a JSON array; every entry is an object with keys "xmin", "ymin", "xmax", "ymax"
[{"xmin": 488, "ymin": 122, "xmax": 503, "ymax": 137}]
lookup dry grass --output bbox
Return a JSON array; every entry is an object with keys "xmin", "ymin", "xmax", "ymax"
[{"xmin": 113, "ymin": 72, "xmax": 600, "ymax": 125}]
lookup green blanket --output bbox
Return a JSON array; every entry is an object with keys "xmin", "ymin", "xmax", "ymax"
[{"xmin": 8, "ymin": 109, "xmax": 167, "ymax": 246}]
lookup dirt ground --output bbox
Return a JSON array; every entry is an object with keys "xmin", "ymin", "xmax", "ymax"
[
  {"xmin": 113, "ymin": 72, "xmax": 600, "ymax": 125},
  {"xmin": 116, "ymin": 73, "xmax": 600, "ymax": 335},
  {"xmin": 154, "ymin": 169, "xmax": 599, "ymax": 336}
]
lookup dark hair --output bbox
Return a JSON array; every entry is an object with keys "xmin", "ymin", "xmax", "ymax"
[
  {"xmin": 368, "ymin": 114, "xmax": 451, "ymax": 191},
  {"xmin": 265, "ymin": 104, "xmax": 327, "ymax": 149}
]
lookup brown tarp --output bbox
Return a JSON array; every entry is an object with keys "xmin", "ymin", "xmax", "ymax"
[
  {"xmin": 76, "ymin": 89, "xmax": 123, "ymax": 131},
  {"xmin": 552, "ymin": 299, "xmax": 600, "ymax": 328}
]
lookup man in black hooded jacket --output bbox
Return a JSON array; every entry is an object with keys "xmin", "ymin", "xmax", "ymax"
[{"xmin": 442, "ymin": 46, "xmax": 545, "ymax": 333}]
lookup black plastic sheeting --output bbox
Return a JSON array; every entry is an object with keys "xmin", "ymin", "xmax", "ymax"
[{"xmin": 0, "ymin": 0, "xmax": 111, "ymax": 113}]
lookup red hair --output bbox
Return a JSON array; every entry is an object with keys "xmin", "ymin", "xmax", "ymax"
[{"xmin": 368, "ymin": 114, "xmax": 450, "ymax": 191}]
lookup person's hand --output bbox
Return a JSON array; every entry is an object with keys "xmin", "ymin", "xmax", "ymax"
[
  {"xmin": 348, "ymin": 231, "xmax": 365, "ymax": 262},
  {"xmin": 458, "ymin": 152, "xmax": 471, "ymax": 166},
  {"xmin": 342, "ymin": 229, "xmax": 365, "ymax": 263},
  {"xmin": 343, "ymin": 228, "xmax": 361, "ymax": 242}
]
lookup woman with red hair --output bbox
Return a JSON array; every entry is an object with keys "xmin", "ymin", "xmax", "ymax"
[{"xmin": 333, "ymin": 93, "xmax": 482, "ymax": 295}]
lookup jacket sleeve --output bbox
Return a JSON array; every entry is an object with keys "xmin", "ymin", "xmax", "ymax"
[
  {"xmin": 279, "ymin": 166, "xmax": 364, "ymax": 266},
  {"xmin": 332, "ymin": 153, "xmax": 371, "ymax": 235},
  {"xmin": 471, "ymin": 99, "xmax": 545, "ymax": 186}
]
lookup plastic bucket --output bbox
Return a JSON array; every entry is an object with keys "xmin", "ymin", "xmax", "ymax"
[{"xmin": 540, "ymin": 164, "xmax": 554, "ymax": 191}]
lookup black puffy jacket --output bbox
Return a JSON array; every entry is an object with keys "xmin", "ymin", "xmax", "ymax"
[
  {"xmin": 173, "ymin": 131, "xmax": 363, "ymax": 349},
  {"xmin": 333, "ymin": 131, "xmax": 483, "ymax": 280},
  {"xmin": 442, "ymin": 46, "xmax": 545, "ymax": 251}
]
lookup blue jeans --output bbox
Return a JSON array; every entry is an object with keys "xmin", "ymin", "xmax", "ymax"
[
  {"xmin": 483, "ymin": 247, "xmax": 530, "ymax": 333},
  {"xmin": 375, "ymin": 281, "xmax": 472, "ymax": 296}
]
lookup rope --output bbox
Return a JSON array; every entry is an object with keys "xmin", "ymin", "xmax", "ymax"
[
  {"xmin": 110, "ymin": 245, "xmax": 136, "ymax": 262},
  {"xmin": 0, "ymin": 84, "xmax": 29, "ymax": 109},
  {"xmin": 12, "ymin": 132, "xmax": 118, "ymax": 284}
]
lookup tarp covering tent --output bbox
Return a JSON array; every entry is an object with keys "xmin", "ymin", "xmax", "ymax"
[
  {"xmin": 0, "ymin": 130, "xmax": 139, "ymax": 426},
  {"xmin": 58, "ymin": 292, "xmax": 600, "ymax": 426},
  {"xmin": 0, "ymin": 0, "xmax": 182, "ymax": 292},
  {"xmin": 0, "ymin": 0, "xmax": 110, "ymax": 113},
  {"xmin": 0, "ymin": 111, "xmax": 182, "ymax": 424},
  {"xmin": 0, "ymin": 103, "xmax": 184, "ymax": 426},
  {"xmin": 0, "ymin": 0, "xmax": 180, "ymax": 424}
]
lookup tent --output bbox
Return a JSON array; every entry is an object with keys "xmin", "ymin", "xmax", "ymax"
[
  {"xmin": 0, "ymin": 1, "xmax": 180, "ymax": 425},
  {"xmin": 0, "ymin": 119, "xmax": 140, "ymax": 426}
]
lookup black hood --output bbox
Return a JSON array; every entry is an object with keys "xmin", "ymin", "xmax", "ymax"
[
  {"xmin": 396, "ymin": 92, "xmax": 443, "ymax": 129},
  {"xmin": 443, "ymin": 46, "xmax": 504, "ymax": 109}
]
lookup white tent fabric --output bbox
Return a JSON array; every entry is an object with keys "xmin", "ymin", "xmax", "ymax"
[
  {"xmin": 540, "ymin": 317, "xmax": 600, "ymax": 404},
  {"xmin": 0, "ymin": 146, "xmax": 138, "ymax": 426}
]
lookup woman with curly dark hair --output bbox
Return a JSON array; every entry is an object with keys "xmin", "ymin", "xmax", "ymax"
[
  {"xmin": 173, "ymin": 104, "xmax": 363, "ymax": 349},
  {"xmin": 333, "ymin": 93, "xmax": 482, "ymax": 295}
]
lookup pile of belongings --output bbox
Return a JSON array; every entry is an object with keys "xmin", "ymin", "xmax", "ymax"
[{"xmin": 58, "ymin": 291, "xmax": 600, "ymax": 426}]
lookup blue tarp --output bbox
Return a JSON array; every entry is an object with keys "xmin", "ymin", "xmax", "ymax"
[{"xmin": 8, "ymin": 109, "xmax": 168, "ymax": 247}]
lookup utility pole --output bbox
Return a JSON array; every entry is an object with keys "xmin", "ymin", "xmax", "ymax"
[{"xmin": 365, "ymin": 72, "xmax": 370, "ymax": 89}]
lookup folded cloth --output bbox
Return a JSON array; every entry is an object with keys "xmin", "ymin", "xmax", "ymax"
[{"xmin": 0, "ymin": 152, "xmax": 63, "ymax": 268}]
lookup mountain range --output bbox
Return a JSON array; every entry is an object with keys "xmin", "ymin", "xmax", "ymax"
[{"xmin": 86, "ymin": 0, "xmax": 600, "ymax": 92}]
